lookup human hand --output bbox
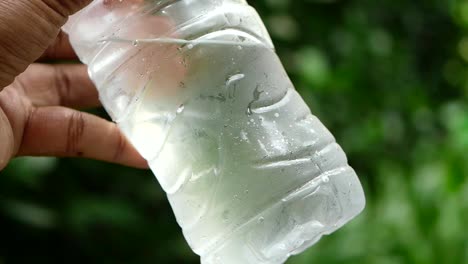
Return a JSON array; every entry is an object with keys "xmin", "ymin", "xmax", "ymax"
[{"xmin": 0, "ymin": 0, "xmax": 148, "ymax": 170}]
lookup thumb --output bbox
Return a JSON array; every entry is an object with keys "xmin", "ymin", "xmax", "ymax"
[{"xmin": 0, "ymin": 0, "xmax": 92, "ymax": 89}]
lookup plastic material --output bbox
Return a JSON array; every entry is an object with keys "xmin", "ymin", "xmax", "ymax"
[{"xmin": 64, "ymin": 1, "xmax": 365, "ymax": 263}]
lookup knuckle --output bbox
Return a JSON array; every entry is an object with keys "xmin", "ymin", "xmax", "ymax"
[
  {"xmin": 113, "ymin": 130, "xmax": 127, "ymax": 162},
  {"xmin": 53, "ymin": 66, "xmax": 72, "ymax": 106},
  {"xmin": 42, "ymin": 0, "xmax": 92, "ymax": 17},
  {"xmin": 66, "ymin": 111, "xmax": 85, "ymax": 154}
]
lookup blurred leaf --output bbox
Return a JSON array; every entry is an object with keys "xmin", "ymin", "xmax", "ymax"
[
  {"xmin": 296, "ymin": 47, "xmax": 331, "ymax": 88},
  {"xmin": 3, "ymin": 157, "xmax": 57, "ymax": 188},
  {"xmin": 65, "ymin": 197, "xmax": 144, "ymax": 232},
  {"xmin": 2, "ymin": 200, "xmax": 56, "ymax": 229}
]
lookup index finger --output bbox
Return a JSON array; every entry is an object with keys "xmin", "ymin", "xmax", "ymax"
[
  {"xmin": 18, "ymin": 106, "xmax": 148, "ymax": 169},
  {"xmin": 39, "ymin": 31, "xmax": 78, "ymax": 61}
]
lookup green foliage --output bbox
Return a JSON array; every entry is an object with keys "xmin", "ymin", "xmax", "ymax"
[{"xmin": 1, "ymin": 0, "xmax": 468, "ymax": 263}]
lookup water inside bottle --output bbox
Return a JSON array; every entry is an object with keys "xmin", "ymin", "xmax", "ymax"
[{"xmin": 94, "ymin": 31, "xmax": 365, "ymax": 263}]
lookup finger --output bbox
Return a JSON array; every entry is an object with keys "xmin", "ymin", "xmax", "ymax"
[
  {"xmin": 0, "ymin": 0, "xmax": 92, "ymax": 89},
  {"xmin": 17, "ymin": 63, "xmax": 100, "ymax": 108},
  {"xmin": 17, "ymin": 106, "xmax": 148, "ymax": 169},
  {"xmin": 0, "ymin": 109, "xmax": 15, "ymax": 170},
  {"xmin": 39, "ymin": 31, "xmax": 78, "ymax": 61}
]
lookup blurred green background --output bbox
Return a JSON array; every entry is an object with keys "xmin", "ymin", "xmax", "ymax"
[{"xmin": 2, "ymin": 0, "xmax": 468, "ymax": 263}]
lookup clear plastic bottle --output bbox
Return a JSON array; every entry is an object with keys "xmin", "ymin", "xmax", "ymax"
[{"xmin": 64, "ymin": 0, "xmax": 365, "ymax": 263}]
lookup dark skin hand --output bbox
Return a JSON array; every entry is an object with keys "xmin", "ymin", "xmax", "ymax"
[{"xmin": 0, "ymin": 0, "xmax": 148, "ymax": 170}]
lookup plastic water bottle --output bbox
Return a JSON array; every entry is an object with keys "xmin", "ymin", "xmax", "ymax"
[{"xmin": 64, "ymin": 0, "xmax": 365, "ymax": 263}]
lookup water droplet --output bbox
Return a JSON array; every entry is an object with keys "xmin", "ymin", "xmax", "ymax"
[
  {"xmin": 244, "ymin": 189, "xmax": 249, "ymax": 194},
  {"xmin": 234, "ymin": 194, "xmax": 239, "ymax": 199},
  {"xmin": 187, "ymin": 43, "xmax": 194, "ymax": 49},
  {"xmin": 274, "ymin": 113, "xmax": 280, "ymax": 118},
  {"xmin": 226, "ymin": 73, "xmax": 245, "ymax": 86},
  {"xmin": 258, "ymin": 217, "xmax": 265, "ymax": 223},
  {"xmin": 322, "ymin": 175, "xmax": 330, "ymax": 183},
  {"xmin": 237, "ymin": 45, "xmax": 243, "ymax": 50},
  {"xmin": 176, "ymin": 104, "xmax": 185, "ymax": 114},
  {"xmin": 240, "ymin": 131, "xmax": 249, "ymax": 141},
  {"xmin": 222, "ymin": 210, "xmax": 230, "ymax": 222},
  {"xmin": 132, "ymin": 39, "xmax": 139, "ymax": 46}
]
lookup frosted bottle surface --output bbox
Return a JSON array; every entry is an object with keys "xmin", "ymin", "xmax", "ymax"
[{"xmin": 64, "ymin": 1, "xmax": 366, "ymax": 263}]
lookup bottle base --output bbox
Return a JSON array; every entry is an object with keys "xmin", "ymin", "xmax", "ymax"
[{"xmin": 200, "ymin": 166, "xmax": 365, "ymax": 264}]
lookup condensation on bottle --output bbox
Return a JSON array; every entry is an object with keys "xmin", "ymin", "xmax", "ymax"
[{"xmin": 64, "ymin": 0, "xmax": 365, "ymax": 263}]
